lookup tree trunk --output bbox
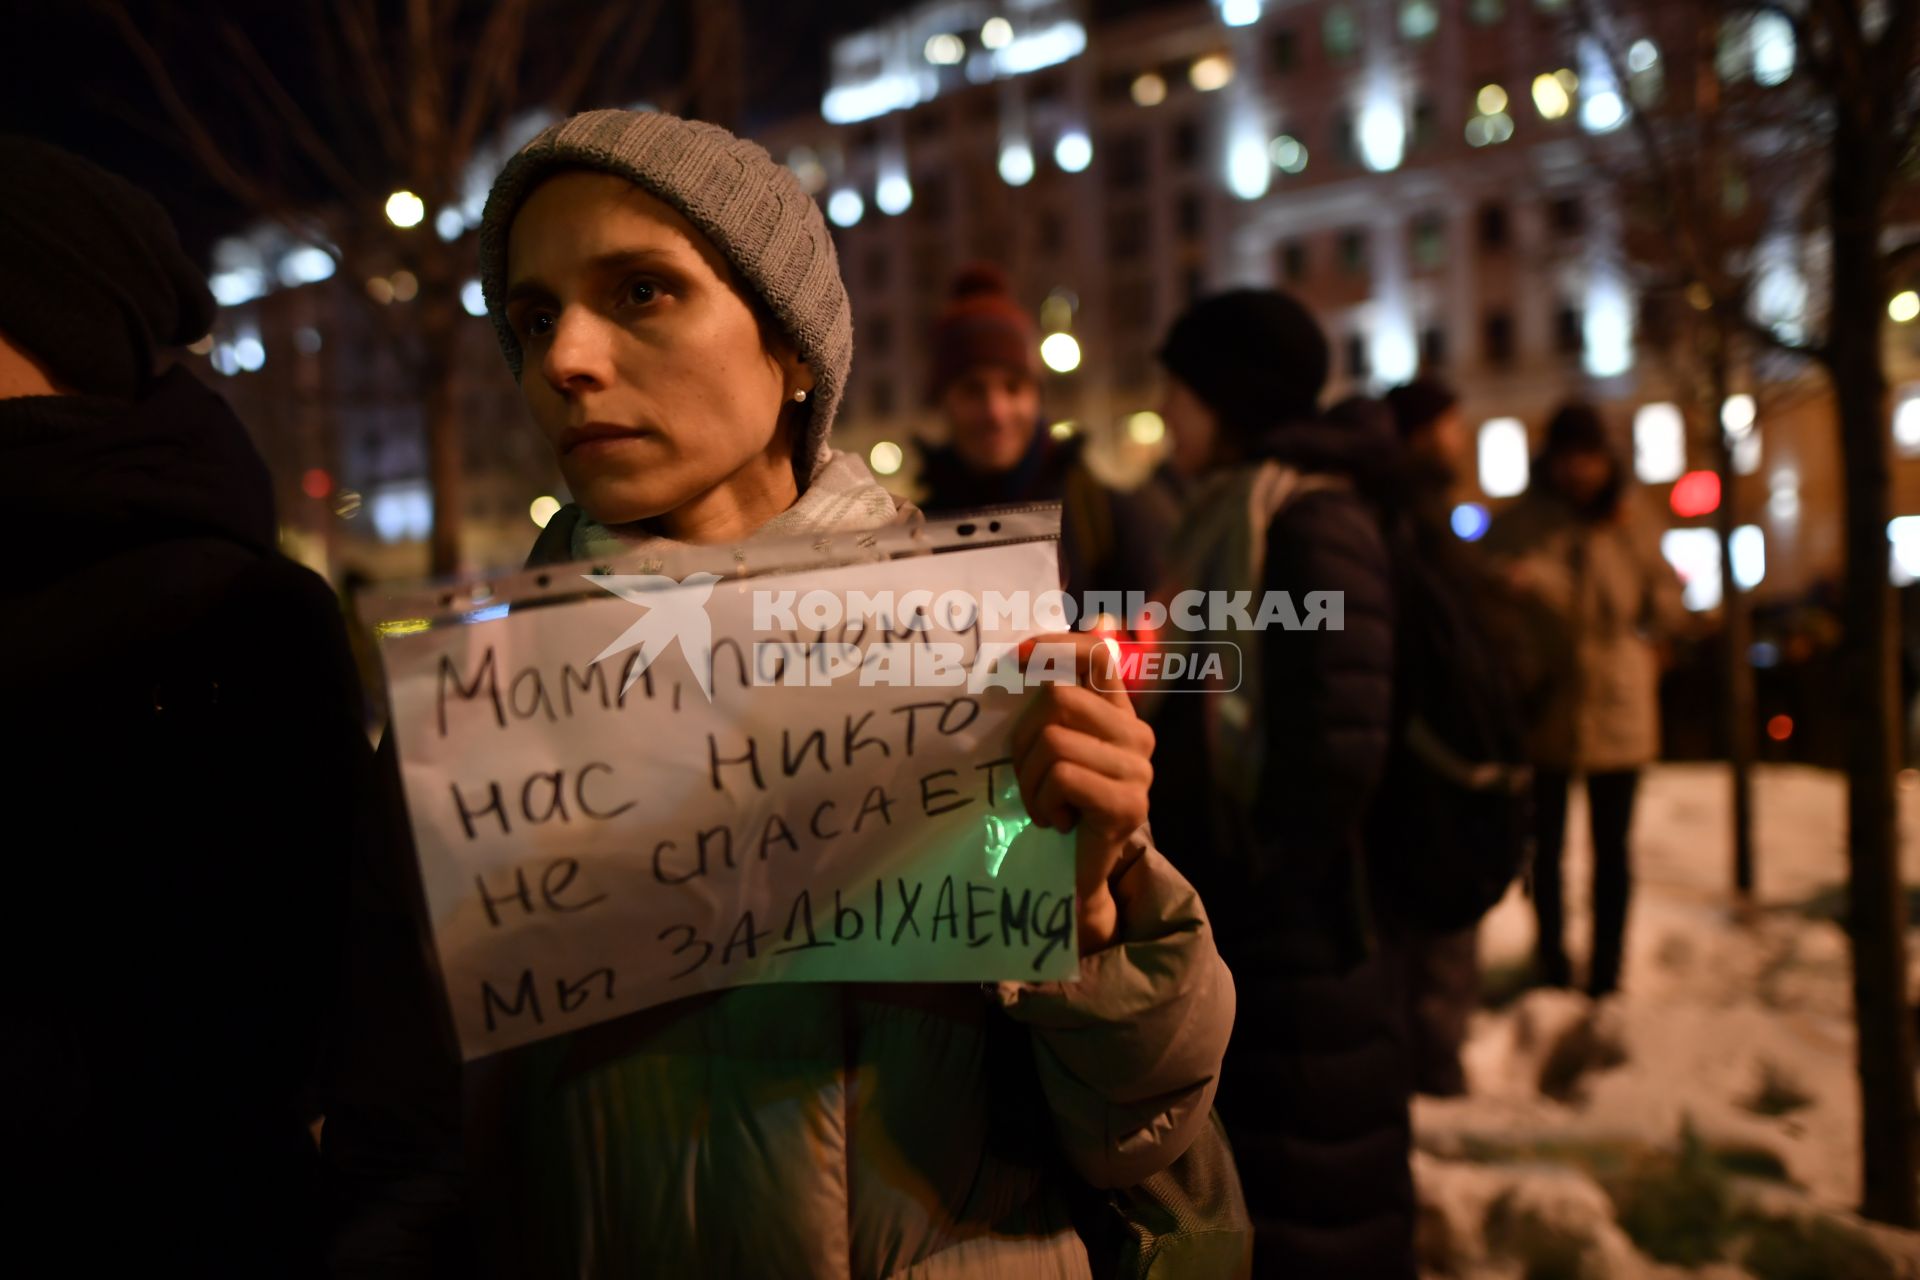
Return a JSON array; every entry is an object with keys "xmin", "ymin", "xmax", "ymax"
[
  {"xmin": 1711, "ymin": 338, "xmax": 1757, "ymax": 896},
  {"xmin": 420, "ymin": 287, "xmax": 464, "ymax": 578},
  {"xmin": 1828, "ymin": 118, "xmax": 1920, "ymax": 1228}
]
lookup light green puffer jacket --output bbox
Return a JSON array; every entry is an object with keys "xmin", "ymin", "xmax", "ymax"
[
  {"xmin": 464, "ymin": 461, "xmax": 1236, "ymax": 1278},
  {"xmin": 466, "ymin": 833, "xmax": 1234, "ymax": 1278}
]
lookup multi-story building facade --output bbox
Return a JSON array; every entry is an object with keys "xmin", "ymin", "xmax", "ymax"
[
  {"xmin": 188, "ymin": 0, "xmax": 1920, "ymax": 610},
  {"xmin": 763, "ymin": 0, "xmax": 1920, "ymax": 606}
]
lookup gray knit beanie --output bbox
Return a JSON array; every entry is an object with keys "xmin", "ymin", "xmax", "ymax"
[{"xmin": 478, "ymin": 109, "xmax": 851, "ymax": 475}]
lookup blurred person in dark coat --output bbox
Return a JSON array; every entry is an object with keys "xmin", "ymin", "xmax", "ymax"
[
  {"xmin": 1145, "ymin": 290, "xmax": 1412, "ymax": 1279},
  {"xmin": 0, "ymin": 137, "xmax": 378, "ymax": 1275}
]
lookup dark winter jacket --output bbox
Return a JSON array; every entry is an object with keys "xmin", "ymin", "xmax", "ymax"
[
  {"xmin": 1148, "ymin": 416, "xmax": 1414, "ymax": 1279},
  {"xmin": 917, "ymin": 429, "xmax": 1173, "ymax": 607},
  {"xmin": 0, "ymin": 366, "xmax": 376, "ymax": 1275}
]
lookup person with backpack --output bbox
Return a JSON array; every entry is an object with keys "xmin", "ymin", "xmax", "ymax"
[
  {"xmin": 1482, "ymin": 403, "xmax": 1686, "ymax": 996},
  {"xmin": 1375, "ymin": 378, "xmax": 1533, "ymax": 1097},
  {"xmin": 916, "ymin": 263, "xmax": 1172, "ymax": 605},
  {"xmin": 331, "ymin": 109, "xmax": 1241, "ymax": 1278},
  {"xmin": 1144, "ymin": 291, "xmax": 1413, "ymax": 1279}
]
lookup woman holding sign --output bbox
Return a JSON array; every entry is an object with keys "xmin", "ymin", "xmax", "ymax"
[{"xmin": 330, "ymin": 110, "xmax": 1237, "ymax": 1279}]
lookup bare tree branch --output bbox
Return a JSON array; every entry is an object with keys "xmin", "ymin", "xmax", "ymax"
[
  {"xmin": 218, "ymin": 21, "xmax": 369, "ymax": 202},
  {"xmin": 449, "ymin": 0, "xmax": 532, "ymax": 171},
  {"xmin": 544, "ymin": 3, "xmax": 637, "ymax": 116},
  {"xmin": 335, "ymin": 0, "xmax": 408, "ymax": 164}
]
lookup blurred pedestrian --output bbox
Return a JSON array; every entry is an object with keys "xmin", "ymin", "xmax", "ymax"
[
  {"xmin": 0, "ymin": 137, "xmax": 375, "ymax": 1276},
  {"xmin": 1380, "ymin": 379, "xmax": 1480, "ymax": 1094},
  {"xmin": 336, "ymin": 109, "xmax": 1240, "ymax": 1278},
  {"xmin": 1482, "ymin": 403, "xmax": 1685, "ymax": 996},
  {"xmin": 918, "ymin": 263, "xmax": 1170, "ymax": 607},
  {"xmin": 1145, "ymin": 290, "xmax": 1414, "ymax": 1279}
]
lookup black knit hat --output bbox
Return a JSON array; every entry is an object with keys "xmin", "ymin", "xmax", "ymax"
[
  {"xmin": 1542, "ymin": 401, "xmax": 1611, "ymax": 457},
  {"xmin": 1157, "ymin": 289, "xmax": 1329, "ymax": 437},
  {"xmin": 0, "ymin": 137, "xmax": 215, "ymax": 400},
  {"xmin": 1385, "ymin": 377, "xmax": 1459, "ymax": 438}
]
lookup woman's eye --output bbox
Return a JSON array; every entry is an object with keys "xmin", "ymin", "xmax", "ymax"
[
  {"xmin": 627, "ymin": 280, "xmax": 658, "ymax": 306},
  {"xmin": 522, "ymin": 312, "xmax": 554, "ymax": 341}
]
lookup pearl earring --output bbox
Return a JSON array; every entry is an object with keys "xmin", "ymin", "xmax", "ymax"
[{"xmin": 791, "ymin": 389, "xmax": 809, "ymax": 404}]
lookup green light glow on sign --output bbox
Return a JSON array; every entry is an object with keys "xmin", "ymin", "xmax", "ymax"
[{"xmin": 983, "ymin": 812, "xmax": 1032, "ymax": 878}]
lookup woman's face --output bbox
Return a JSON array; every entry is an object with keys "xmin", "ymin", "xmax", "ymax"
[
  {"xmin": 1551, "ymin": 448, "xmax": 1613, "ymax": 506},
  {"xmin": 505, "ymin": 172, "xmax": 810, "ymax": 530},
  {"xmin": 1161, "ymin": 378, "xmax": 1222, "ymax": 478}
]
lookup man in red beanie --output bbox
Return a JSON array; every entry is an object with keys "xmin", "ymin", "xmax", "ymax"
[{"xmin": 917, "ymin": 263, "xmax": 1171, "ymax": 609}]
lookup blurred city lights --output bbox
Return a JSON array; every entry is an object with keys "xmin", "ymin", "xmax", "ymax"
[
  {"xmin": 1722, "ymin": 393, "xmax": 1756, "ymax": 433},
  {"xmin": 1889, "ymin": 290, "xmax": 1919, "ymax": 323},
  {"xmin": 1049, "ymin": 420, "xmax": 1077, "ymax": 440},
  {"xmin": 998, "ymin": 141, "xmax": 1036, "ymax": 186},
  {"xmin": 876, "ymin": 172, "xmax": 914, "ymax": 215},
  {"xmin": 233, "ymin": 334, "xmax": 266, "ymax": 372},
  {"xmin": 366, "ymin": 276, "xmax": 396, "ymax": 305},
  {"xmin": 1477, "ymin": 84, "xmax": 1509, "ymax": 115},
  {"xmin": 461, "ymin": 280, "xmax": 487, "ymax": 317},
  {"xmin": 1219, "ymin": 0, "xmax": 1262, "ymax": 26},
  {"xmin": 1669, "ymin": 470, "xmax": 1722, "ymax": 519},
  {"xmin": 1751, "ymin": 13, "xmax": 1795, "ymax": 86},
  {"xmin": 1401, "ymin": 0, "xmax": 1439, "ymax": 40},
  {"xmin": 1040, "ymin": 333, "xmax": 1083, "ymax": 373},
  {"xmin": 1582, "ymin": 90, "xmax": 1626, "ymax": 132},
  {"xmin": 1040, "ymin": 289, "xmax": 1078, "ymax": 332},
  {"xmin": 1532, "ymin": 72, "xmax": 1572, "ymax": 119},
  {"xmin": 1127, "ymin": 411, "xmax": 1166, "ymax": 445},
  {"xmin": 1131, "ymin": 73, "xmax": 1168, "ymax": 106},
  {"xmin": 1190, "ymin": 54, "xmax": 1235, "ymax": 92},
  {"xmin": 787, "ymin": 149, "xmax": 827, "ymax": 194},
  {"xmin": 390, "ymin": 270, "xmax": 419, "ymax": 302},
  {"xmin": 1895, "ymin": 387, "xmax": 1920, "ymax": 454},
  {"xmin": 1628, "ymin": 39, "xmax": 1660, "ymax": 73},
  {"xmin": 1767, "ymin": 715, "xmax": 1793, "ymax": 742},
  {"xmin": 981, "ymin": 18, "xmax": 1013, "ymax": 49},
  {"xmin": 1662, "ymin": 528, "xmax": 1723, "ymax": 610},
  {"xmin": 1731, "ymin": 525, "xmax": 1765, "ymax": 590},
  {"xmin": 1055, "ymin": 130, "xmax": 1093, "ymax": 172},
  {"xmin": 435, "ymin": 207, "xmax": 465, "ymax": 241},
  {"xmin": 1359, "ymin": 99, "xmax": 1406, "ymax": 171},
  {"xmin": 302, "ymin": 468, "xmax": 333, "ymax": 500},
  {"xmin": 1891, "ymin": 516, "xmax": 1920, "ymax": 585},
  {"xmin": 1270, "ymin": 134, "xmax": 1308, "ymax": 173},
  {"xmin": 385, "ymin": 190, "xmax": 426, "ymax": 228},
  {"xmin": 529, "ymin": 495, "xmax": 562, "ymax": 528},
  {"xmin": 868, "ymin": 441, "xmax": 904, "ymax": 475},
  {"xmin": 1478, "ymin": 418, "xmax": 1529, "ymax": 497},
  {"xmin": 1228, "ymin": 130, "xmax": 1271, "ymax": 199},
  {"xmin": 828, "ymin": 189, "xmax": 865, "ymax": 227},
  {"xmin": 1634, "ymin": 402, "xmax": 1687, "ymax": 484},
  {"xmin": 277, "ymin": 246, "xmax": 335, "ymax": 287},
  {"xmin": 1451, "ymin": 503, "xmax": 1491, "ymax": 541},
  {"xmin": 925, "ymin": 33, "xmax": 965, "ymax": 65}
]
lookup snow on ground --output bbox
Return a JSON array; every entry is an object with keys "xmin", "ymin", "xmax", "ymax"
[{"xmin": 1412, "ymin": 763, "xmax": 1920, "ymax": 1276}]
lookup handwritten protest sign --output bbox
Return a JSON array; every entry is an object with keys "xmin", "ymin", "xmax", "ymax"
[{"xmin": 381, "ymin": 538, "xmax": 1079, "ymax": 1059}]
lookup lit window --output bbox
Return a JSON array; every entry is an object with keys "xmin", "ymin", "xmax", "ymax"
[
  {"xmin": 1323, "ymin": 4, "xmax": 1360, "ymax": 60},
  {"xmin": 1400, "ymin": 0, "xmax": 1438, "ymax": 40},
  {"xmin": 1894, "ymin": 385, "xmax": 1920, "ymax": 456},
  {"xmin": 1478, "ymin": 417, "xmax": 1529, "ymax": 497},
  {"xmin": 1731, "ymin": 525, "xmax": 1765, "ymax": 591},
  {"xmin": 1633, "ymin": 402, "xmax": 1686, "ymax": 484},
  {"xmin": 1892, "ymin": 517, "xmax": 1920, "ymax": 586},
  {"xmin": 1662, "ymin": 528, "xmax": 1722, "ymax": 611}
]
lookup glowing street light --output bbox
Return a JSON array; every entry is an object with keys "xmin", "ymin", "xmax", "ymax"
[
  {"xmin": 1040, "ymin": 333, "xmax": 1082, "ymax": 373},
  {"xmin": 385, "ymin": 190, "xmax": 425, "ymax": 228}
]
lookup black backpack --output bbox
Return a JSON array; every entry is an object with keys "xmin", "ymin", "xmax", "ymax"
[{"xmin": 1367, "ymin": 511, "xmax": 1534, "ymax": 932}]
